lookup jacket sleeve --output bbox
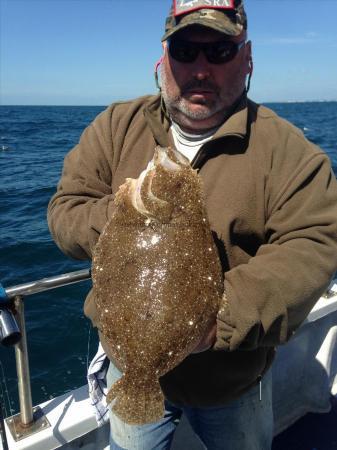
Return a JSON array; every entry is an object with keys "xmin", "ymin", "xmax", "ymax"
[
  {"xmin": 214, "ymin": 137, "xmax": 337, "ymax": 352},
  {"xmin": 47, "ymin": 106, "xmax": 115, "ymax": 260}
]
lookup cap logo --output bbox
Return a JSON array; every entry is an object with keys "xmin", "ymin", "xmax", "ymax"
[{"xmin": 174, "ymin": 0, "xmax": 235, "ymax": 17}]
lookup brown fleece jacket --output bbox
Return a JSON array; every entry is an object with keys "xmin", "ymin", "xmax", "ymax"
[{"xmin": 48, "ymin": 94, "xmax": 337, "ymax": 406}]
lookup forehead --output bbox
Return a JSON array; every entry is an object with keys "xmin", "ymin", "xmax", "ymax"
[{"xmin": 173, "ymin": 25, "xmax": 236, "ymax": 42}]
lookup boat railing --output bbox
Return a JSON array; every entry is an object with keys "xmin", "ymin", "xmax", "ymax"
[{"xmin": 0, "ymin": 269, "xmax": 91, "ymax": 442}]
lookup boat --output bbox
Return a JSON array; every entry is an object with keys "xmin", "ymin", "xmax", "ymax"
[{"xmin": 1, "ymin": 270, "xmax": 337, "ymax": 450}]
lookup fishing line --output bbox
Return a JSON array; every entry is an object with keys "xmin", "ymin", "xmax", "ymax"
[
  {"xmin": 0, "ymin": 401, "xmax": 9, "ymax": 450},
  {"xmin": 0, "ymin": 358, "xmax": 16, "ymax": 446},
  {"xmin": 0, "ymin": 374, "xmax": 7, "ymax": 417},
  {"xmin": 0, "ymin": 360, "xmax": 12, "ymax": 419},
  {"xmin": 86, "ymin": 321, "xmax": 92, "ymax": 372},
  {"xmin": 0, "ymin": 379, "xmax": 9, "ymax": 450}
]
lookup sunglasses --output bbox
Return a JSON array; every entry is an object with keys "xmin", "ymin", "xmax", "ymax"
[{"xmin": 168, "ymin": 39, "xmax": 246, "ymax": 65}]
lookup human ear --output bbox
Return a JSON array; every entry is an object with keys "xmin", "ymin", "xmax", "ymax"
[
  {"xmin": 244, "ymin": 41, "xmax": 253, "ymax": 93},
  {"xmin": 154, "ymin": 45, "xmax": 166, "ymax": 90},
  {"xmin": 246, "ymin": 41, "xmax": 253, "ymax": 76}
]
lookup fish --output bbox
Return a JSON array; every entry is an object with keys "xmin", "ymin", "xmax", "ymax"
[{"xmin": 92, "ymin": 146, "xmax": 223, "ymax": 424}]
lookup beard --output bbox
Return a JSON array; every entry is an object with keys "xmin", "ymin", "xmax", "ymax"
[{"xmin": 161, "ymin": 68, "xmax": 227, "ymax": 122}]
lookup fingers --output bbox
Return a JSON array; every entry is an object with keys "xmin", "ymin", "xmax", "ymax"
[{"xmin": 191, "ymin": 322, "xmax": 217, "ymax": 354}]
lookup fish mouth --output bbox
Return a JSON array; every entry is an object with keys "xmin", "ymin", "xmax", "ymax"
[
  {"xmin": 154, "ymin": 146, "xmax": 189, "ymax": 170},
  {"xmin": 131, "ymin": 147, "xmax": 189, "ymax": 218}
]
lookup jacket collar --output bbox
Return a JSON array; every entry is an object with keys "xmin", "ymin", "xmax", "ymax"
[
  {"xmin": 143, "ymin": 92, "xmax": 249, "ymax": 145},
  {"xmin": 143, "ymin": 95, "xmax": 171, "ymax": 147},
  {"xmin": 212, "ymin": 94, "xmax": 248, "ymax": 140}
]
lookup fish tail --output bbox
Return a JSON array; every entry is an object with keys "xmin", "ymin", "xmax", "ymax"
[{"xmin": 106, "ymin": 374, "xmax": 164, "ymax": 425}]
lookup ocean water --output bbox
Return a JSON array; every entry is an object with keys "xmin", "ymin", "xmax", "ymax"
[{"xmin": 0, "ymin": 101, "xmax": 337, "ymax": 417}]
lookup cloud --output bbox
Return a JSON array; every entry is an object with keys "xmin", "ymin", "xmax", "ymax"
[
  {"xmin": 270, "ymin": 37, "xmax": 315, "ymax": 44},
  {"xmin": 257, "ymin": 32, "xmax": 320, "ymax": 45},
  {"xmin": 306, "ymin": 32, "xmax": 318, "ymax": 38}
]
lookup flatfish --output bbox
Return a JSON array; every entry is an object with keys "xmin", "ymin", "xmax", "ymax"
[{"xmin": 92, "ymin": 146, "xmax": 223, "ymax": 424}]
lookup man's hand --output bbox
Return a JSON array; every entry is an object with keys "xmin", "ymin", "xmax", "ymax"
[{"xmin": 191, "ymin": 321, "xmax": 217, "ymax": 354}]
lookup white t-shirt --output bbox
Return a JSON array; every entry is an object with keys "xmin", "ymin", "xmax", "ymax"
[{"xmin": 170, "ymin": 120, "xmax": 219, "ymax": 162}]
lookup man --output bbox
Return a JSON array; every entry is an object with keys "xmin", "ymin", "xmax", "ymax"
[{"xmin": 48, "ymin": 1, "xmax": 337, "ymax": 449}]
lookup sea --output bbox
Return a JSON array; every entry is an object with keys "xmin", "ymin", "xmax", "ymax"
[{"xmin": 0, "ymin": 101, "xmax": 337, "ymax": 419}]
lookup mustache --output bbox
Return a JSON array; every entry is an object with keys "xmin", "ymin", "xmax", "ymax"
[{"xmin": 181, "ymin": 80, "xmax": 219, "ymax": 95}]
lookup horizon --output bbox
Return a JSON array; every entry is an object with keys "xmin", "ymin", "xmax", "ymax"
[
  {"xmin": 1, "ymin": 100, "xmax": 337, "ymax": 108},
  {"xmin": 1, "ymin": 0, "xmax": 337, "ymax": 106}
]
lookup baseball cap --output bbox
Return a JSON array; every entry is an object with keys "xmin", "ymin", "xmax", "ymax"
[{"xmin": 162, "ymin": 0, "xmax": 247, "ymax": 41}]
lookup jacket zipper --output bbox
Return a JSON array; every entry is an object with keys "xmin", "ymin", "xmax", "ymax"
[{"xmin": 191, "ymin": 133, "xmax": 246, "ymax": 170}]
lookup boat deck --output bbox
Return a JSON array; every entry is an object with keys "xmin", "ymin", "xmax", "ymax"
[{"xmin": 2, "ymin": 395, "xmax": 337, "ymax": 450}]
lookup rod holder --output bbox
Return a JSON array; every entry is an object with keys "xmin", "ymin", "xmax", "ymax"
[{"xmin": 0, "ymin": 307, "xmax": 21, "ymax": 347}]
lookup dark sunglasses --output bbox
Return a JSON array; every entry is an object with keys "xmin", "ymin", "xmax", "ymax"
[{"xmin": 168, "ymin": 39, "xmax": 246, "ymax": 65}]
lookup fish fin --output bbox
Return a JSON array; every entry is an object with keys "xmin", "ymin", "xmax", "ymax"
[{"xmin": 106, "ymin": 374, "xmax": 164, "ymax": 425}]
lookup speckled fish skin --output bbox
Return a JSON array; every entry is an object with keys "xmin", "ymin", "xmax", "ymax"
[{"xmin": 92, "ymin": 146, "xmax": 223, "ymax": 424}]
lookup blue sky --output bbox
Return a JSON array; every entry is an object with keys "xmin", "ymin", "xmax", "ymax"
[{"xmin": 1, "ymin": 0, "xmax": 337, "ymax": 105}]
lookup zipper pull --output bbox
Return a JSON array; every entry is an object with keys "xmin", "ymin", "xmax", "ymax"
[{"xmin": 257, "ymin": 375, "xmax": 262, "ymax": 401}]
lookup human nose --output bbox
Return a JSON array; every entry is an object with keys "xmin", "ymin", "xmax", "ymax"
[{"xmin": 191, "ymin": 51, "xmax": 211, "ymax": 80}]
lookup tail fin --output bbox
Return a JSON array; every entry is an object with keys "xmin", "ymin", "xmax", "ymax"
[{"xmin": 106, "ymin": 373, "xmax": 164, "ymax": 425}]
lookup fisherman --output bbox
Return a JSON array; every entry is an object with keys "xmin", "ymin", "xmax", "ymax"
[{"xmin": 48, "ymin": 1, "xmax": 337, "ymax": 449}]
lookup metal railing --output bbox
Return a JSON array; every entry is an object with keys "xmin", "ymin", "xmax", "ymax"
[{"xmin": 0, "ymin": 269, "xmax": 91, "ymax": 441}]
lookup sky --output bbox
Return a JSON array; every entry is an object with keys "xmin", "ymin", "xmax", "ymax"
[{"xmin": 1, "ymin": 0, "xmax": 337, "ymax": 105}]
